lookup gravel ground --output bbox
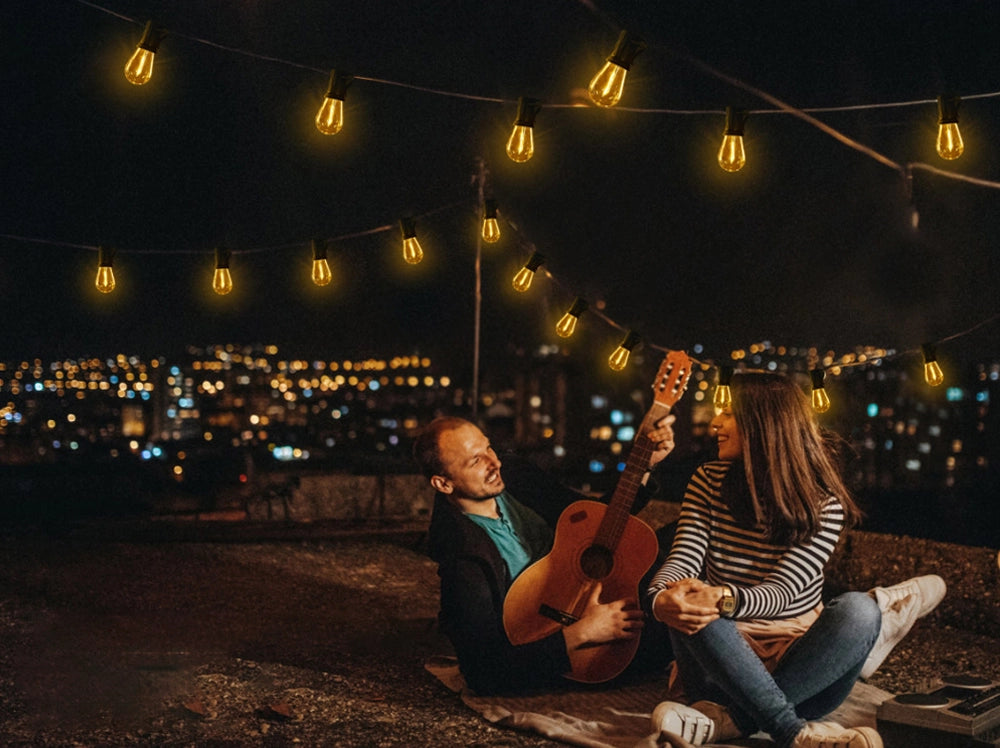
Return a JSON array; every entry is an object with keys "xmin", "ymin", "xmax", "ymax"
[{"xmin": 0, "ymin": 516, "xmax": 998, "ymax": 747}]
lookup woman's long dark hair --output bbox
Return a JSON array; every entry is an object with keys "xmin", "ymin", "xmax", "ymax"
[{"xmin": 721, "ymin": 372, "xmax": 861, "ymax": 544}]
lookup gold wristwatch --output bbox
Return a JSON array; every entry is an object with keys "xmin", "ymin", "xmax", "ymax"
[{"xmin": 718, "ymin": 584, "xmax": 736, "ymax": 617}]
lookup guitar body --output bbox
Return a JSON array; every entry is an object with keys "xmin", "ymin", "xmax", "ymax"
[{"xmin": 503, "ymin": 499, "xmax": 659, "ymax": 683}]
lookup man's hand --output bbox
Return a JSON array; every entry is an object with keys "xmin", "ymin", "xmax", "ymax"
[
  {"xmin": 645, "ymin": 413, "xmax": 676, "ymax": 472},
  {"xmin": 652, "ymin": 578, "xmax": 721, "ymax": 635},
  {"xmin": 563, "ymin": 582, "xmax": 644, "ymax": 651}
]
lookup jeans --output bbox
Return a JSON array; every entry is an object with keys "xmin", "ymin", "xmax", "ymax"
[{"xmin": 668, "ymin": 591, "xmax": 880, "ymax": 748}]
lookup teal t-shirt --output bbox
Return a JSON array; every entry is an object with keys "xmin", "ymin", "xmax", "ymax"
[{"xmin": 466, "ymin": 491, "xmax": 553, "ymax": 580}]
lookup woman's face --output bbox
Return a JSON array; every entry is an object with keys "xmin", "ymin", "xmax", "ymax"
[{"xmin": 711, "ymin": 407, "xmax": 744, "ymax": 461}]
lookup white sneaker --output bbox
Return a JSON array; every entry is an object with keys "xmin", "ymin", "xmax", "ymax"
[
  {"xmin": 650, "ymin": 701, "xmax": 717, "ymax": 745},
  {"xmin": 860, "ymin": 574, "xmax": 946, "ymax": 679},
  {"xmin": 792, "ymin": 720, "xmax": 882, "ymax": 747}
]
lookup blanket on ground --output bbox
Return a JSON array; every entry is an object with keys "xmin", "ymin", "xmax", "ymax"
[{"xmin": 425, "ymin": 656, "xmax": 893, "ymax": 748}]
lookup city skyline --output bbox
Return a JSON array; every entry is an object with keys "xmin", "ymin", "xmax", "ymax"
[{"xmin": 2, "ymin": 338, "xmax": 998, "ymax": 547}]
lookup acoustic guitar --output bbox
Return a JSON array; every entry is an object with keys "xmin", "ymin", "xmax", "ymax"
[{"xmin": 502, "ymin": 350, "xmax": 693, "ymax": 683}]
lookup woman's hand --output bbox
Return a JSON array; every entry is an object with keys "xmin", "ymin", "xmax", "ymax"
[
  {"xmin": 563, "ymin": 582, "xmax": 644, "ymax": 651},
  {"xmin": 652, "ymin": 578, "xmax": 721, "ymax": 635}
]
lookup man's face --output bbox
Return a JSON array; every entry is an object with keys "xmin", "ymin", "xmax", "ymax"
[{"xmin": 434, "ymin": 422, "xmax": 505, "ymax": 501}]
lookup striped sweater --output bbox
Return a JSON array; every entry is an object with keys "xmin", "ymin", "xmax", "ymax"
[{"xmin": 647, "ymin": 461, "xmax": 845, "ymax": 620}]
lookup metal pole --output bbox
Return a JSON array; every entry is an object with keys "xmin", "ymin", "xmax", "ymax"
[{"xmin": 472, "ymin": 158, "xmax": 485, "ymax": 418}]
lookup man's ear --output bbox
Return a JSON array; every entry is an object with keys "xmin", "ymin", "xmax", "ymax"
[{"xmin": 430, "ymin": 474, "xmax": 453, "ymax": 494}]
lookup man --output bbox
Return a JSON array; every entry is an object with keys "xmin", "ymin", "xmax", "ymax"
[{"xmin": 414, "ymin": 413, "xmax": 676, "ymax": 695}]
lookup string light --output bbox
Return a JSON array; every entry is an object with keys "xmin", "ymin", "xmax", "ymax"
[
  {"xmin": 718, "ymin": 107, "xmax": 748, "ymax": 172},
  {"xmin": 555, "ymin": 297, "xmax": 588, "ymax": 338},
  {"xmin": 400, "ymin": 217, "xmax": 424, "ymax": 264},
  {"xmin": 810, "ymin": 369, "xmax": 831, "ymax": 413},
  {"xmin": 213, "ymin": 247, "xmax": 233, "ymax": 295},
  {"xmin": 512, "ymin": 251, "xmax": 545, "ymax": 292},
  {"xmin": 506, "ymin": 97, "xmax": 542, "ymax": 163},
  {"xmin": 11, "ymin": 6, "xmax": 1000, "ymax": 399},
  {"xmin": 609, "ymin": 330, "xmax": 640, "ymax": 371},
  {"xmin": 587, "ymin": 30, "xmax": 646, "ymax": 108},
  {"xmin": 922, "ymin": 343, "xmax": 945, "ymax": 386},
  {"xmin": 482, "ymin": 199, "xmax": 501, "ymax": 243},
  {"xmin": 311, "ymin": 240, "xmax": 332, "ymax": 286},
  {"xmin": 124, "ymin": 21, "xmax": 166, "ymax": 86},
  {"xmin": 95, "ymin": 246, "xmax": 116, "ymax": 294},
  {"xmin": 713, "ymin": 365, "xmax": 733, "ymax": 411},
  {"xmin": 936, "ymin": 95, "xmax": 964, "ymax": 160},
  {"xmin": 315, "ymin": 70, "xmax": 353, "ymax": 135}
]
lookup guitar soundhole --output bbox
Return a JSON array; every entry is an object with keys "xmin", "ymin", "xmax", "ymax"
[{"xmin": 579, "ymin": 545, "xmax": 614, "ymax": 580}]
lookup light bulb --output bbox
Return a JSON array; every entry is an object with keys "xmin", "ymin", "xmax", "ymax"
[
  {"xmin": 312, "ymin": 258, "xmax": 332, "ymax": 285},
  {"xmin": 124, "ymin": 21, "xmax": 165, "ymax": 86},
  {"xmin": 506, "ymin": 97, "xmax": 541, "ymax": 163},
  {"xmin": 588, "ymin": 30, "xmax": 646, "ymax": 108},
  {"xmin": 95, "ymin": 246, "xmax": 116, "ymax": 294},
  {"xmin": 316, "ymin": 70, "xmax": 353, "ymax": 135},
  {"xmin": 213, "ymin": 248, "xmax": 233, "ymax": 295},
  {"xmin": 718, "ymin": 107, "xmax": 748, "ymax": 172},
  {"xmin": 482, "ymin": 217, "xmax": 500, "ymax": 243},
  {"xmin": 402, "ymin": 237, "xmax": 423, "ymax": 264},
  {"xmin": 315, "ymin": 98, "xmax": 343, "ymax": 135},
  {"xmin": 400, "ymin": 218, "xmax": 423, "ymax": 264},
  {"xmin": 609, "ymin": 330, "xmax": 640, "ymax": 371},
  {"xmin": 311, "ymin": 240, "xmax": 332, "ymax": 286},
  {"xmin": 810, "ymin": 369, "xmax": 831, "ymax": 413},
  {"xmin": 555, "ymin": 297, "xmax": 588, "ymax": 338},
  {"xmin": 922, "ymin": 343, "xmax": 944, "ymax": 386},
  {"xmin": 936, "ymin": 95, "xmax": 964, "ymax": 160},
  {"xmin": 482, "ymin": 199, "xmax": 501, "ymax": 243},
  {"xmin": 713, "ymin": 366, "xmax": 733, "ymax": 411},
  {"xmin": 512, "ymin": 251, "xmax": 545, "ymax": 292}
]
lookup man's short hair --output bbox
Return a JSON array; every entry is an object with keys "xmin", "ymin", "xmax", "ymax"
[{"xmin": 412, "ymin": 416, "xmax": 473, "ymax": 478}]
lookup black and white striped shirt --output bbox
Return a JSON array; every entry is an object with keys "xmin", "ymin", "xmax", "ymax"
[{"xmin": 647, "ymin": 461, "xmax": 845, "ymax": 620}]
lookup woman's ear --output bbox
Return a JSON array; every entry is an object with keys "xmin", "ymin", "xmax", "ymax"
[{"xmin": 430, "ymin": 474, "xmax": 453, "ymax": 494}]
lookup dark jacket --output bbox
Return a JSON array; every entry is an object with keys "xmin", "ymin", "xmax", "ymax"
[{"xmin": 426, "ymin": 453, "xmax": 665, "ymax": 695}]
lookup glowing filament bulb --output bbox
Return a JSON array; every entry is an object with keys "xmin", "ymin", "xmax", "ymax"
[
  {"xmin": 213, "ymin": 248, "xmax": 233, "ymax": 295},
  {"xmin": 936, "ymin": 95, "xmax": 964, "ymax": 160},
  {"xmin": 609, "ymin": 330, "xmax": 640, "ymax": 371},
  {"xmin": 588, "ymin": 30, "xmax": 646, "ymax": 108},
  {"xmin": 316, "ymin": 70, "xmax": 353, "ymax": 135},
  {"xmin": 507, "ymin": 97, "xmax": 542, "ymax": 163},
  {"xmin": 124, "ymin": 21, "xmax": 165, "ymax": 86},
  {"xmin": 718, "ymin": 107, "xmax": 748, "ymax": 172},
  {"xmin": 311, "ymin": 240, "xmax": 332, "ymax": 286},
  {"xmin": 512, "ymin": 251, "xmax": 545, "ymax": 292},
  {"xmin": 810, "ymin": 369, "xmax": 831, "ymax": 413},
  {"xmin": 482, "ymin": 199, "xmax": 501, "ymax": 243},
  {"xmin": 400, "ymin": 218, "xmax": 423, "ymax": 264},
  {"xmin": 95, "ymin": 246, "xmax": 116, "ymax": 294},
  {"xmin": 713, "ymin": 366, "xmax": 733, "ymax": 411},
  {"xmin": 555, "ymin": 297, "xmax": 588, "ymax": 338},
  {"xmin": 922, "ymin": 343, "xmax": 944, "ymax": 386}
]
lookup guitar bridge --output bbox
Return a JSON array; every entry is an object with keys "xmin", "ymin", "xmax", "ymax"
[{"xmin": 539, "ymin": 604, "xmax": 579, "ymax": 627}]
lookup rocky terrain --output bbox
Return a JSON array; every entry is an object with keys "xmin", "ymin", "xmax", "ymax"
[{"xmin": 0, "ymin": 509, "xmax": 997, "ymax": 746}]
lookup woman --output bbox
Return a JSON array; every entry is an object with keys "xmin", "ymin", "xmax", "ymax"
[{"xmin": 647, "ymin": 372, "xmax": 883, "ymax": 748}]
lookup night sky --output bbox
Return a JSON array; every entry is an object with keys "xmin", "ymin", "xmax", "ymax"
[{"xmin": 3, "ymin": 0, "xmax": 1000, "ymax": 384}]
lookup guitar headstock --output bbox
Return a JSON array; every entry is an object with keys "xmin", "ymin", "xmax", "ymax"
[{"xmin": 651, "ymin": 350, "xmax": 693, "ymax": 409}]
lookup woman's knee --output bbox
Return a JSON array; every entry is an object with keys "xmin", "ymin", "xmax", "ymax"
[{"xmin": 828, "ymin": 590, "xmax": 881, "ymax": 633}]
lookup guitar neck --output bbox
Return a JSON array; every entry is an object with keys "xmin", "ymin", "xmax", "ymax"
[{"xmin": 596, "ymin": 401, "xmax": 671, "ymax": 549}]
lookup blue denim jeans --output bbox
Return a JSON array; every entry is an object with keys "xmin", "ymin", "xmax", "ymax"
[{"xmin": 668, "ymin": 591, "xmax": 880, "ymax": 748}]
